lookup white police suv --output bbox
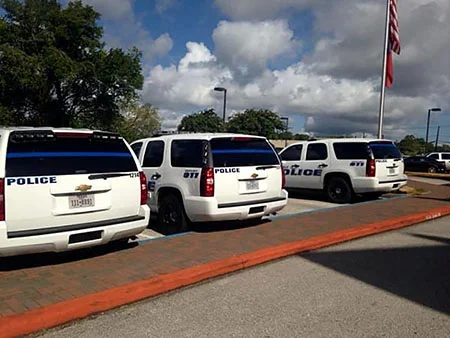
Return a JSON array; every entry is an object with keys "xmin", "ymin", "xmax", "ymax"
[
  {"xmin": 279, "ymin": 138, "xmax": 407, "ymax": 204},
  {"xmin": 0, "ymin": 127, "xmax": 150, "ymax": 257},
  {"xmin": 131, "ymin": 133, "xmax": 288, "ymax": 234}
]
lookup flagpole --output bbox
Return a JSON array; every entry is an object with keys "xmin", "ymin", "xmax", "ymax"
[{"xmin": 377, "ymin": 0, "xmax": 390, "ymax": 139}]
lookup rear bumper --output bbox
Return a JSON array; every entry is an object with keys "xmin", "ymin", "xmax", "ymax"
[
  {"xmin": 184, "ymin": 190, "xmax": 288, "ymax": 222},
  {"xmin": 352, "ymin": 175, "xmax": 408, "ymax": 194},
  {"xmin": 0, "ymin": 206, "xmax": 150, "ymax": 257}
]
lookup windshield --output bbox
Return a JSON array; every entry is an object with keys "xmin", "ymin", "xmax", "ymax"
[
  {"xmin": 369, "ymin": 141, "xmax": 402, "ymax": 160},
  {"xmin": 210, "ymin": 137, "xmax": 280, "ymax": 167},
  {"xmin": 6, "ymin": 131, "xmax": 138, "ymax": 177}
]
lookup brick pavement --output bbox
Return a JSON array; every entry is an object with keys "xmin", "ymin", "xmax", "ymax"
[{"xmin": 0, "ymin": 179, "xmax": 449, "ymax": 321}]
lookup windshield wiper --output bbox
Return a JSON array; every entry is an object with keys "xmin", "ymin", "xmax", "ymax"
[{"xmin": 88, "ymin": 173, "xmax": 130, "ymax": 180}]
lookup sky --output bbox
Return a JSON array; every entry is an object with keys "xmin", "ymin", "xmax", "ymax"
[{"xmin": 71, "ymin": 0, "xmax": 449, "ymax": 141}]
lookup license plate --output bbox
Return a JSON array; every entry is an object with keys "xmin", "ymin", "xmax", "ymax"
[
  {"xmin": 69, "ymin": 194, "xmax": 95, "ymax": 209},
  {"xmin": 388, "ymin": 168, "xmax": 395, "ymax": 175},
  {"xmin": 246, "ymin": 180, "xmax": 259, "ymax": 190}
]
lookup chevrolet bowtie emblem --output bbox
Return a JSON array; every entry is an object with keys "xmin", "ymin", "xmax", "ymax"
[
  {"xmin": 75, "ymin": 184, "xmax": 92, "ymax": 192},
  {"xmin": 251, "ymin": 173, "xmax": 259, "ymax": 179}
]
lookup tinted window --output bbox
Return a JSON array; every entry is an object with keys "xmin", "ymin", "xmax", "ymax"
[
  {"xmin": 442, "ymin": 154, "xmax": 450, "ymax": 160},
  {"xmin": 369, "ymin": 141, "xmax": 402, "ymax": 159},
  {"xmin": 211, "ymin": 137, "xmax": 279, "ymax": 167},
  {"xmin": 6, "ymin": 131, "xmax": 137, "ymax": 177},
  {"xmin": 143, "ymin": 141, "xmax": 164, "ymax": 167},
  {"xmin": 281, "ymin": 145, "xmax": 302, "ymax": 161},
  {"xmin": 171, "ymin": 140, "xmax": 207, "ymax": 168},
  {"xmin": 333, "ymin": 142, "xmax": 369, "ymax": 160},
  {"xmin": 131, "ymin": 142, "xmax": 143, "ymax": 157},
  {"xmin": 429, "ymin": 153, "xmax": 439, "ymax": 159},
  {"xmin": 306, "ymin": 143, "xmax": 328, "ymax": 161}
]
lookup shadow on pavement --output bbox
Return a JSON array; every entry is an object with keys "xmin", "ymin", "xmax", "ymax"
[
  {"xmin": 300, "ymin": 238, "xmax": 450, "ymax": 315},
  {"xmin": 0, "ymin": 241, "xmax": 138, "ymax": 272},
  {"xmin": 190, "ymin": 218, "xmax": 270, "ymax": 233}
]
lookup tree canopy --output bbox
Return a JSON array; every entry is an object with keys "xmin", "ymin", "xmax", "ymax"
[
  {"xmin": 227, "ymin": 109, "xmax": 285, "ymax": 139},
  {"xmin": 0, "ymin": 0, "xmax": 143, "ymax": 129},
  {"xmin": 114, "ymin": 101, "xmax": 162, "ymax": 142},
  {"xmin": 177, "ymin": 108, "xmax": 225, "ymax": 133}
]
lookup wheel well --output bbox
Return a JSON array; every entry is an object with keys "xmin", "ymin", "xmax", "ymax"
[
  {"xmin": 157, "ymin": 187, "xmax": 183, "ymax": 207},
  {"xmin": 324, "ymin": 172, "xmax": 352, "ymax": 189}
]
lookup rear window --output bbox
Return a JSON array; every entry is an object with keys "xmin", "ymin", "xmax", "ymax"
[
  {"xmin": 369, "ymin": 141, "xmax": 402, "ymax": 159},
  {"xmin": 210, "ymin": 137, "xmax": 279, "ymax": 167},
  {"xmin": 171, "ymin": 140, "xmax": 207, "ymax": 168},
  {"xmin": 333, "ymin": 142, "xmax": 369, "ymax": 160},
  {"xmin": 6, "ymin": 131, "xmax": 137, "ymax": 177}
]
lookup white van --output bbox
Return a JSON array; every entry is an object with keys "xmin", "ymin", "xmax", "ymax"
[
  {"xmin": 279, "ymin": 138, "xmax": 407, "ymax": 203},
  {"xmin": 131, "ymin": 133, "xmax": 288, "ymax": 234},
  {"xmin": 0, "ymin": 127, "xmax": 150, "ymax": 257}
]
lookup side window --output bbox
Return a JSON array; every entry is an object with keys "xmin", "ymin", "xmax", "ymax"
[
  {"xmin": 143, "ymin": 141, "xmax": 164, "ymax": 167},
  {"xmin": 171, "ymin": 140, "xmax": 206, "ymax": 168},
  {"xmin": 442, "ymin": 154, "xmax": 450, "ymax": 160},
  {"xmin": 429, "ymin": 153, "xmax": 439, "ymax": 159},
  {"xmin": 333, "ymin": 142, "xmax": 368, "ymax": 160},
  {"xmin": 280, "ymin": 145, "xmax": 303, "ymax": 161},
  {"xmin": 306, "ymin": 143, "xmax": 328, "ymax": 161},
  {"xmin": 131, "ymin": 142, "xmax": 143, "ymax": 157}
]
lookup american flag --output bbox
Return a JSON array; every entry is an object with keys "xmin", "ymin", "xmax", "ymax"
[{"xmin": 386, "ymin": 0, "xmax": 401, "ymax": 88}]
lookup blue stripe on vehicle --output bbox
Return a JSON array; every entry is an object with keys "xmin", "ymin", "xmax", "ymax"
[
  {"xmin": 6, "ymin": 152, "xmax": 132, "ymax": 158},
  {"xmin": 370, "ymin": 143, "xmax": 395, "ymax": 147},
  {"xmin": 212, "ymin": 149, "xmax": 274, "ymax": 154}
]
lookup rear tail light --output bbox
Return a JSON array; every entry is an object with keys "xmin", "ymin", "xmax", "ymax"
[
  {"xmin": 0, "ymin": 178, "xmax": 4, "ymax": 221},
  {"xmin": 281, "ymin": 165, "xmax": 286, "ymax": 189},
  {"xmin": 200, "ymin": 168, "xmax": 214, "ymax": 197},
  {"xmin": 139, "ymin": 172, "xmax": 148, "ymax": 205},
  {"xmin": 366, "ymin": 158, "xmax": 376, "ymax": 177}
]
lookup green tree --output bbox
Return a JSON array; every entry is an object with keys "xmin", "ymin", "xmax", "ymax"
[
  {"xmin": 178, "ymin": 108, "xmax": 225, "ymax": 133},
  {"xmin": 397, "ymin": 135, "xmax": 427, "ymax": 155},
  {"xmin": 114, "ymin": 101, "xmax": 162, "ymax": 142},
  {"xmin": 293, "ymin": 133, "xmax": 310, "ymax": 140},
  {"xmin": 226, "ymin": 109, "xmax": 285, "ymax": 139},
  {"xmin": 0, "ymin": 0, "xmax": 143, "ymax": 128}
]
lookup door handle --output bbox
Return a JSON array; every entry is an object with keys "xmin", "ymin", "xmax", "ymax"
[
  {"xmin": 151, "ymin": 172, "xmax": 161, "ymax": 180},
  {"xmin": 318, "ymin": 163, "xmax": 328, "ymax": 168},
  {"xmin": 291, "ymin": 164, "xmax": 300, "ymax": 168}
]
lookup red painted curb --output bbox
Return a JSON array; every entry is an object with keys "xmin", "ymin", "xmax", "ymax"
[{"xmin": 1, "ymin": 204, "xmax": 450, "ymax": 337}]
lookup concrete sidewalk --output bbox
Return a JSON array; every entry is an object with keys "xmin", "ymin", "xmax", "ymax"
[{"xmin": 0, "ymin": 180, "xmax": 449, "ymax": 337}]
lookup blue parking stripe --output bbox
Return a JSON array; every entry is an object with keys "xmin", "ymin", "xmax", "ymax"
[
  {"xmin": 6, "ymin": 152, "xmax": 132, "ymax": 158},
  {"xmin": 212, "ymin": 149, "xmax": 274, "ymax": 154}
]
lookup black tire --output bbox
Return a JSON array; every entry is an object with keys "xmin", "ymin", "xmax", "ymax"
[
  {"xmin": 427, "ymin": 166, "xmax": 437, "ymax": 173},
  {"xmin": 326, "ymin": 177, "xmax": 353, "ymax": 204},
  {"xmin": 158, "ymin": 194, "xmax": 188, "ymax": 235}
]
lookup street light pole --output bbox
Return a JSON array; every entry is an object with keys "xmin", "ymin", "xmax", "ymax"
[
  {"xmin": 425, "ymin": 108, "xmax": 441, "ymax": 154},
  {"xmin": 214, "ymin": 87, "xmax": 227, "ymax": 122},
  {"xmin": 435, "ymin": 126, "xmax": 440, "ymax": 152},
  {"xmin": 280, "ymin": 117, "xmax": 289, "ymax": 147}
]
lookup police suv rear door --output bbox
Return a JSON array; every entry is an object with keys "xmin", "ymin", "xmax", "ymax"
[
  {"xmin": 4, "ymin": 129, "xmax": 144, "ymax": 238},
  {"xmin": 210, "ymin": 136, "xmax": 284, "ymax": 206}
]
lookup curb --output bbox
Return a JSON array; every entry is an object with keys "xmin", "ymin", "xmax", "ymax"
[{"xmin": 2, "ymin": 204, "xmax": 450, "ymax": 337}]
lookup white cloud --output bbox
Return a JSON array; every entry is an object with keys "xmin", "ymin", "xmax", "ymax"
[
  {"xmin": 75, "ymin": 0, "xmax": 173, "ymax": 62},
  {"xmin": 212, "ymin": 20, "xmax": 299, "ymax": 79}
]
